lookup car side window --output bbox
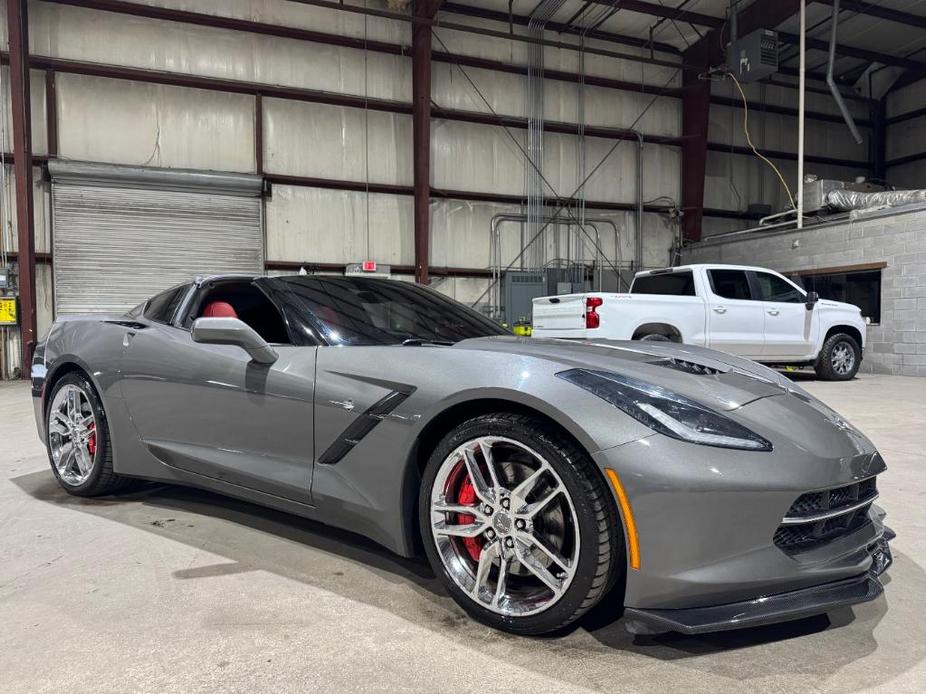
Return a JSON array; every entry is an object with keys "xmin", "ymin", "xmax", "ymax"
[
  {"xmin": 631, "ymin": 271, "xmax": 696, "ymax": 296},
  {"xmin": 144, "ymin": 284, "xmax": 191, "ymax": 325},
  {"xmin": 753, "ymin": 272, "xmax": 804, "ymax": 303},
  {"xmin": 708, "ymin": 270, "xmax": 752, "ymax": 301}
]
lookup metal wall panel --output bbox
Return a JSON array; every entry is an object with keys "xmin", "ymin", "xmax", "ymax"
[{"xmin": 51, "ymin": 172, "xmax": 263, "ymax": 315}]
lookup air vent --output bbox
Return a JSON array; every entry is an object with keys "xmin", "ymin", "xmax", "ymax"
[{"xmin": 651, "ymin": 358, "xmax": 721, "ymax": 376}]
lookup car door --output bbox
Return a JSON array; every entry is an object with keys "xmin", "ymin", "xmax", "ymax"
[
  {"xmin": 118, "ymin": 283, "xmax": 317, "ymax": 503},
  {"xmin": 751, "ymin": 270, "xmax": 815, "ymax": 360},
  {"xmin": 704, "ymin": 268, "xmax": 766, "ymax": 358}
]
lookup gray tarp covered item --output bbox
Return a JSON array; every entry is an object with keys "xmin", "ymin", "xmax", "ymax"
[{"xmin": 827, "ymin": 188, "xmax": 926, "ymax": 211}]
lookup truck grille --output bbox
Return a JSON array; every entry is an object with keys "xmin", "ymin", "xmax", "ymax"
[{"xmin": 773, "ymin": 477, "xmax": 878, "ymax": 552}]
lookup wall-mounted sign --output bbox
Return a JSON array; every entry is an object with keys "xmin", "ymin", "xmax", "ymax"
[
  {"xmin": 0, "ymin": 296, "xmax": 18, "ymax": 325},
  {"xmin": 345, "ymin": 262, "xmax": 391, "ymax": 278}
]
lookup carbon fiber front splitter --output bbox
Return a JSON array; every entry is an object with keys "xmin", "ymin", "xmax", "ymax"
[{"xmin": 623, "ymin": 528, "xmax": 894, "ymax": 636}]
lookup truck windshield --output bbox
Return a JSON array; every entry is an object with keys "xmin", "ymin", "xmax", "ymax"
[
  {"xmin": 274, "ymin": 276, "xmax": 509, "ymax": 346},
  {"xmin": 631, "ymin": 271, "xmax": 695, "ymax": 296}
]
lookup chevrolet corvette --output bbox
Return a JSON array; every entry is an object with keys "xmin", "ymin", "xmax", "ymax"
[{"xmin": 31, "ymin": 274, "xmax": 893, "ymax": 635}]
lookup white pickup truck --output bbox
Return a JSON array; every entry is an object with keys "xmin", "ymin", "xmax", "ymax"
[{"xmin": 532, "ymin": 263, "xmax": 868, "ymax": 380}]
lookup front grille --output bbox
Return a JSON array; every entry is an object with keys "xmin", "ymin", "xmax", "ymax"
[{"xmin": 773, "ymin": 477, "xmax": 878, "ymax": 552}]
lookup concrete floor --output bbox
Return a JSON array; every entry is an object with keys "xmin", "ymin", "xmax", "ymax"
[{"xmin": 1, "ymin": 375, "xmax": 924, "ymax": 694}]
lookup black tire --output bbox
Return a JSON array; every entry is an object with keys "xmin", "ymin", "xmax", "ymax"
[
  {"xmin": 814, "ymin": 333, "xmax": 861, "ymax": 381},
  {"xmin": 637, "ymin": 333, "xmax": 671, "ymax": 342},
  {"xmin": 419, "ymin": 412, "xmax": 623, "ymax": 635},
  {"xmin": 45, "ymin": 372, "xmax": 128, "ymax": 497}
]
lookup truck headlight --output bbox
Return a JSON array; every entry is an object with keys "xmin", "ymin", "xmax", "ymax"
[{"xmin": 558, "ymin": 368, "xmax": 773, "ymax": 451}]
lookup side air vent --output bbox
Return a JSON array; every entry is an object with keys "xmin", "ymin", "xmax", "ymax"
[{"xmin": 651, "ymin": 358, "xmax": 722, "ymax": 376}]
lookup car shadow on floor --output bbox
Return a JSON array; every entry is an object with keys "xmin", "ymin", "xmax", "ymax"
[{"xmin": 12, "ymin": 468, "xmax": 914, "ymax": 687}]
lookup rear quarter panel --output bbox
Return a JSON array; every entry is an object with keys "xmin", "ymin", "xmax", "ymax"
[{"xmin": 34, "ymin": 316, "xmax": 133, "ymax": 454}]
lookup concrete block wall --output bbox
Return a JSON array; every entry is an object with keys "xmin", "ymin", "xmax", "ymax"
[{"xmin": 683, "ymin": 206, "xmax": 926, "ymax": 376}]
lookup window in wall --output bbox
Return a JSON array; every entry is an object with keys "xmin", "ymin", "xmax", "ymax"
[{"xmin": 798, "ymin": 270, "xmax": 882, "ymax": 324}]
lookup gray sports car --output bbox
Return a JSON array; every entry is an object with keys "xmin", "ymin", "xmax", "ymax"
[{"xmin": 31, "ymin": 274, "xmax": 893, "ymax": 636}]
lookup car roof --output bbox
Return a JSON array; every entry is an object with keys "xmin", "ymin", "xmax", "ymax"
[{"xmin": 634, "ymin": 264, "xmax": 788, "ymax": 277}]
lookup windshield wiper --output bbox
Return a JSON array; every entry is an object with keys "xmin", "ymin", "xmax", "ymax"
[{"xmin": 401, "ymin": 339, "xmax": 454, "ymax": 346}]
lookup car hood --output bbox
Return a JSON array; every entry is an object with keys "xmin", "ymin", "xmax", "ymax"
[{"xmin": 453, "ymin": 335, "xmax": 800, "ymax": 411}]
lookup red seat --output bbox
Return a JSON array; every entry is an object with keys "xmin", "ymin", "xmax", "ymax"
[{"xmin": 202, "ymin": 301, "xmax": 238, "ymax": 319}]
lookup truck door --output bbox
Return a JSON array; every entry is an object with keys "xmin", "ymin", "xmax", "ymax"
[
  {"xmin": 704, "ymin": 268, "xmax": 765, "ymax": 358},
  {"xmin": 751, "ymin": 271, "xmax": 814, "ymax": 359}
]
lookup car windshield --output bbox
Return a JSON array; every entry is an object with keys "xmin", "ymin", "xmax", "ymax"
[{"xmin": 277, "ymin": 276, "xmax": 510, "ymax": 346}]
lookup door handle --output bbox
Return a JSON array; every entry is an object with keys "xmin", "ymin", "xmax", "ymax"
[
  {"xmin": 713, "ymin": 306, "xmax": 727, "ymax": 314},
  {"xmin": 767, "ymin": 309, "xmax": 780, "ymax": 316}
]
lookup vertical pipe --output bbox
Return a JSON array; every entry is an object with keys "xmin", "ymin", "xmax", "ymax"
[
  {"xmin": 825, "ymin": 0, "xmax": 863, "ymax": 146},
  {"xmin": 797, "ymin": 0, "xmax": 805, "ymax": 230},
  {"xmin": 7, "ymin": 0, "xmax": 37, "ymax": 376},
  {"xmin": 45, "ymin": 71, "xmax": 58, "ymax": 157},
  {"xmin": 255, "ymin": 94, "xmax": 263, "ymax": 175},
  {"xmin": 412, "ymin": 1, "xmax": 436, "ymax": 285},
  {"xmin": 635, "ymin": 131, "xmax": 643, "ymax": 269}
]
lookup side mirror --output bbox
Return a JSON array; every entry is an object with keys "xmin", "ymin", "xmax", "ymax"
[
  {"xmin": 192, "ymin": 317, "xmax": 278, "ymax": 364},
  {"xmin": 805, "ymin": 291, "xmax": 819, "ymax": 311}
]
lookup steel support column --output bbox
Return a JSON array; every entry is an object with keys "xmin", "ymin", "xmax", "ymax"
[
  {"xmin": 871, "ymin": 98, "xmax": 887, "ymax": 180},
  {"xmin": 412, "ymin": 0, "xmax": 441, "ymax": 285},
  {"xmin": 680, "ymin": 41, "xmax": 717, "ymax": 243},
  {"xmin": 680, "ymin": 0, "xmax": 803, "ymax": 242},
  {"xmin": 7, "ymin": 0, "xmax": 36, "ymax": 376}
]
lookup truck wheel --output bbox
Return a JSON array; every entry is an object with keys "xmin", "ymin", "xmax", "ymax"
[
  {"xmin": 814, "ymin": 333, "xmax": 861, "ymax": 381},
  {"xmin": 638, "ymin": 333, "xmax": 670, "ymax": 342}
]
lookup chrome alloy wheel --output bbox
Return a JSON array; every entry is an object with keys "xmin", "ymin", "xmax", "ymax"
[
  {"xmin": 47, "ymin": 384, "xmax": 98, "ymax": 486},
  {"xmin": 831, "ymin": 340, "xmax": 856, "ymax": 376},
  {"xmin": 429, "ymin": 436, "xmax": 580, "ymax": 617}
]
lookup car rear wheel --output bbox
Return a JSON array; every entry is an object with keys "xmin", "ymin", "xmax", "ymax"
[
  {"xmin": 419, "ymin": 413, "xmax": 622, "ymax": 635},
  {"xmin": 814, "ymin": 333, "xmax": 861, "ymax": 381},
  {"xmin": 46, "ymin": 372, "xmax": 127, "ymax": 496}
]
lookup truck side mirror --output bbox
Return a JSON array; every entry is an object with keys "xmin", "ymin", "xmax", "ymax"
[{"xmin": 805, "ymin": 291, "xmax": 819, "ymax": 311}]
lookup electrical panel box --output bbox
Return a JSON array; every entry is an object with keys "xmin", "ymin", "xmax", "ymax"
[
  {"xmin": 0, "ymin": 296, "xmax": 18, "ymax": 325},
  {"xmin": 503, "ymin": 271, "xmax": 546, "ymax": 326},
  {"xmin": 0, "ymin": 267, "xmax": 10, "ymax": 290},
  {"xmin": 727, "ymin": 29, "xmax": 778, "ymax": 83}
]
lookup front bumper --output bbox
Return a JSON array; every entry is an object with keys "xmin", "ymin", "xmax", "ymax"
[
  {"xmin": 624, "ymin": 528, "xmax": 893, "ymax": 635},
  {"xmin": 593, "ymin": 390, "xmax": 893, "ymax": 635}
]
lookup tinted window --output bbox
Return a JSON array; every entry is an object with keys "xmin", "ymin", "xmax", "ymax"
[
  {"xmin": 708, "ymin": 270, "xmax": 752, "ymax": 300},
  {"xmin": 801, "ymin": 270, "xmax": 881, "ymax": 323},
  {"xmin": 753, "ymin": 272, "xmax": 804, "ymax": 303},
  {"xmin": 631, "ymin": 271, "xmax": 695, "ymax": 296},
  {"xmin": 277, "ymin": 277, "xmax": 510, "ymax": 346},
  {"xmin": 144, "ymin": 284, "xmax": 190, "ymax": 324}
]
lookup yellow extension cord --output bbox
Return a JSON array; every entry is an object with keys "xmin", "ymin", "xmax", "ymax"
[{"xmin": 728, "ymin": 72, "xmax": 797, "ymax": 211}]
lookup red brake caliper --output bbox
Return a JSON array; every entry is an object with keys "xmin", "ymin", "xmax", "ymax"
[
  {"xmin": 456, "ymin": 473, "xmax": 483, "ymax": 562},
  {"xmin": 87, "ymin": 423, "xmax": 97, "ymax": 457}
]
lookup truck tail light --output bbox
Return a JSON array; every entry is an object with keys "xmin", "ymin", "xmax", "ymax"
[{"xmin": 585, "ymin": 296, "xmax": 603, "ymax": 329}]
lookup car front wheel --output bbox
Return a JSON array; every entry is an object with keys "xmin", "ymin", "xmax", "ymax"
[{"xmin": 419, "ymin": 413, "xmax": 622, "ymax": 635}]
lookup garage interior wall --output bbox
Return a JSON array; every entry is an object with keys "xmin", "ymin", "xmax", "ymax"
[{"xmin": 1, "ymin": 1, "xmax": 925, "ymax": 375}]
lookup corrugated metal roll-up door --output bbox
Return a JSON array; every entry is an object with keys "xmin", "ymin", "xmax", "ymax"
[{"xmin": 49, "ymin": 160, "xmax": 264, "ymax": 315}]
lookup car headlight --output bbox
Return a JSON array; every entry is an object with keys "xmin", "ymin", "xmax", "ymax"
[{"xmin": 558, "ymin": 368, "xmax": 773, "ymax": 451}]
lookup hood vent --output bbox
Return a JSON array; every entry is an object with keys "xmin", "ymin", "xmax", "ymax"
[{"xmin": 650, "ymin": 357, "xmax": 722, "ymax": 377}]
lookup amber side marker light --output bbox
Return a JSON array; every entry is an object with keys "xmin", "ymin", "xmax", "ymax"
[{"xmin": 605, "ymin": 468, "xmax": 640, "ymax": 570}]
